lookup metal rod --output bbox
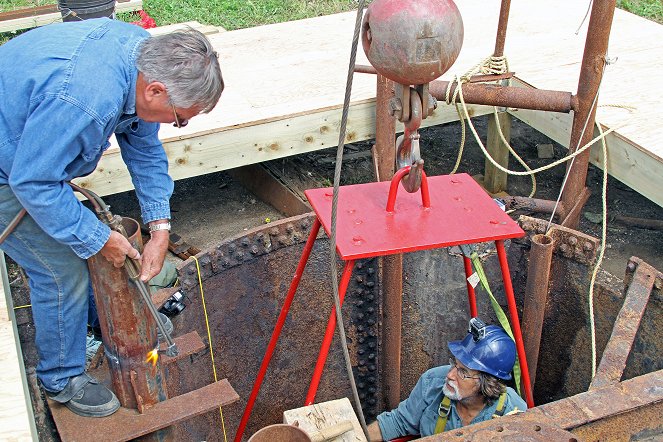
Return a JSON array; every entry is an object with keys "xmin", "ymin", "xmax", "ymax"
[
  {"xmin": 462, "ymin": 256, "xmax": 478, "ymax": 317},
  {"xmin": 495, "ymin": 239, "xmax": 534, "ymax": 408},
  {"xmin": 386, "ymin": 168, "xmax": 430, "ymax": 212},
  {"xmin": 0, "ymin": 208, "xmax": 26, "ymax": 246},
  {"xmin": 305, "ymin": 259, "xmax": 356, "ymax": 405},
  {"xmin": 493, "ymin": 0, "xmax": 512, "ymax": 57},
  {"xmin": 521, "ymin": 233, "xmax": 554, "ymax": 390},
  {"xmin": 234, "ymin": 218, "xmax": 321, "ymax": 442},
  {"xmin": 559, "ymin": 0, "xmax": 616, "ymax": 228}
]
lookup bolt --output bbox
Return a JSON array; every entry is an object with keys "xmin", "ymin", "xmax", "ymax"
[
  {"xmin": 368, "ymin": 387, "xmax": 376, "ymax": 394},
  {"xmin": 235, "ymin": 252, "xmax": 244, "ymax": 260},
  {"xmin": 559, "ymin": 243, "xmax": 572, "ymax": 257},
  {"xmin": 187, "ymin": 267, "xmax": 196, "ymax": 275},
  {"xmin": 357, "ymin": 313, "xmax": 365, "ymax": 320},
  {"xmin": 368, "ymin": 398, "xmax": 377, "ymax": 405},
  {"xmin": 368, "ymin": 353, "xmax": 375, "ymax": 359},
  {"xmin": 250, "ymin": 245, "xmax": 260, "ymax": 255},
  {"xmin": 367, "ymin": 267, "xmax": 375, "ymax": 275},
  {"xmin": 292, "ymin": 233, "xmax": 301, "ymax": 242},
  {"xmin": 358, "ymin": 349, "xmax": 365, "ymax": 355},
  {"xmin": 356, "ymin": 299, "xmax": 364, "ymax": 306},
  {"xmin": 367, "ymin": 307, "xmax": 375, "ymax": 314},
  {"xmin": 358, "ymin": 337, "xmax": 365, "ymax": 343},
  {"xmin": 584, "ymin": 241, "xmax": 595, "ymax": 251},
  {"xmin": 368, "ymin": 364, "xmax": 376, "ymax": 371},
  {"xmin": 270, "ymin": 227, "xmax": 280, "ymax": 236},
  {"xmin": 359, "ymin": 359, "xmax": 366, "ymax": 366},
  {"xmin": 358, "ymin": 382, "xmax": 365, "ymax": 389},
  {"xmin": 241, "ymin": 237, "xmax": 250, "ymax": 247},
  {"xmin": 228, "ymin": 243, "xmax": 236, "ymax": 251},
  {"xmin": 355, "ymin": 275, "xmax": 364, "ymax": 283},
  {"xmin": 627, "ymin": 261, "xmax": 637, "ymax": 272},
  {"xmin": 366, "ymin": 281, "xmax": 375, "ymax": 288},
  {"xmin": 286, "ymin": 223, "xmax": 295, "ymax": 234},
  {"xmin": 368, "ymin": 341, "xmax": 376, "ymax": 348},
  {"xmin": 568, "ymin": 236, "xmax": 578, "ymax": 246},
  {"xmin": 389, "ymin": 97, "xmax": 403, "ymax": 120}
]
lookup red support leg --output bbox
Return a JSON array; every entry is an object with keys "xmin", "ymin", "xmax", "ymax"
[
  {"xmin": 305, "ymin": 259, "xmax": 356, "ymax": 405},
  {"xmin": 234, "ymin": 219, "xmax": 322, "ymax": 442},
  {"xmin": 495, "ymin": 240, "xmax": 534, "ymax": 408},
  {"xmin": 463, "ymin": 255, "xmax": 478, "ymax": 318}
]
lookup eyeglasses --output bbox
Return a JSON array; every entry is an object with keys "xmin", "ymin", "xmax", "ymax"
[
  {"xmin": 171, "ymin": 103, "xmax": 188, "ymax": 128},
  {"xmin": 449, "ymin": 358, "xmax": 479, "ymax": 380}
]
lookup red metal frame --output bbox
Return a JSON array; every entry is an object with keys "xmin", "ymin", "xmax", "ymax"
[
  {"xmin": 305, "ymin": 260, "xmax": 356, "ymax": 405},
  {"xmin": 235, "ymin": 173, "xmax": 533, "ymax": 441},
  {"xmin": 463, "ymin": 255, "xmax": 479, "ymax": 318}
]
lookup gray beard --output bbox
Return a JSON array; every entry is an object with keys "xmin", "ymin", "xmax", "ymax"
[{"xmin": 443, "ymin": 380, "xmax": 463, "ymax": 401}]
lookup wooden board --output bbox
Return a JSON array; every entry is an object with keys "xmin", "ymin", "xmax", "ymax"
[
  {"xmin": 73, "ymin": 2, "xmax": 663, "ymax": 208},
  {"xmin": 0, "ymin": 256, "xmax": 36, "ymax": 442},
  {"xmin": 0, "ymin": 0, "xmax": 143, "ymax": 33},
  {"xmin": 146, "ymin": 21, "xmax": 223, "ymax": 36},
  {"xmin": 283, "ymin": 397, "xmax": 367, "ymax": 442}
]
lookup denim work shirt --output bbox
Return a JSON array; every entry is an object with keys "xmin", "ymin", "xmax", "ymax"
[
  {"xmin": 376, "ymin": 366, "xmax": 527, "ymax": 440},
  {"xmin": 0, "ymin": 18, "xmax": 173, "ymax": 259}
]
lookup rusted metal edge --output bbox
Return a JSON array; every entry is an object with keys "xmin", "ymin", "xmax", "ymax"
[
  {"xmin": 177, "ymin": 213, "xmax": 316, "ymax": 292},
  {"xmin": 159, "ymin": 331, "xmax": 206, "ymax": 365},
  {"xmin": 49, "ymin": 379, "xmax": 238, "ymax": 442},
  {"xmin": 517, "ymin": 215, "xmax": 599, "ymax": 266},
  {"xmin": 591, "ymin": 257, "xmax": 662, "ymax": 389},
  {"xmin": 425, "ymin": 369, "xmax": 663, "ymax": 441}
]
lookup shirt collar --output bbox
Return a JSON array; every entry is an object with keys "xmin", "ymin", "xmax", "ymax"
[{"xmin": 123, "ymin": 37, "xmax": 147, "ymax": 115}]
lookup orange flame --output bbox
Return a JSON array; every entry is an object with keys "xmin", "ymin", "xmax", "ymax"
[{"xmin": 146, "ymin": 348, "xmax": 159, "ymax": 367}]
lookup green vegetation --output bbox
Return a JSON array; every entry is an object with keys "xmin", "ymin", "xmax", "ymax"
[{"xmin": 617, "ymin": 0, "xmax": 662, "ymax": 24}]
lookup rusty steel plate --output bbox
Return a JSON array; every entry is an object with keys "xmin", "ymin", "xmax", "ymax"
[
  {"xmin": 428, "ymin": 418, "xmax": 578, "ymax": 441},
  {"xmin": 305, "ymin": 173, "xmax": 524, "ymax": 260}
]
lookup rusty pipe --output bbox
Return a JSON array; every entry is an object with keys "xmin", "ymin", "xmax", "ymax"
[
  {"xmin": 373, "ymin": 73, "xmax": 403, "ymax": 410},
  {"xmin": 87, "ymin": 217, "xmax": 169, "ymax": 412},
  {"xmin": 429, "ymin": 81, "xmax": 575, "ymax": 113},
  {"xmin": 354, "ymin": 65, "xmax": 576, "ymax": 113},
  {"xmin": 560, "ymin": 0, "xmax": 616, "ymax": 228},
  {"xmin": 521, "ymin": 233, "xmax": 554, "ymax": 390},
  {"xmin": 501, "ymin": 196, "xmax": 566, "ymax": 217},
  {"xmin": 493, "ymin": 0, "xmax": 511, "ymax": 57}
]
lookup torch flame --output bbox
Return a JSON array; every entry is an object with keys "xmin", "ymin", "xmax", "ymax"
[{"xmin": 146, "ymin": 348, "xmax": 159, "ymax": 367}]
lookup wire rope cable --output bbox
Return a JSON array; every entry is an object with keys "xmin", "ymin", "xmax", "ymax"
[{"xmin": 328, "ymin": 1, "xmax": 370, "ymax": 439}]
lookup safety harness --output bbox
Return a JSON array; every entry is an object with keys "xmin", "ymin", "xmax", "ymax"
[{"xmin": 433, "ymin": 392, "xmax": 507, "ymax": 434}]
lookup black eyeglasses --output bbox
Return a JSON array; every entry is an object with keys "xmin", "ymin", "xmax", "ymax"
[
  {"xmin": 449, "ymin": 358, "xmax": 479, "ymax": 380},
  {"xmin": 171, "ymin": 103, "xmax": 189, "ymax": 128}
]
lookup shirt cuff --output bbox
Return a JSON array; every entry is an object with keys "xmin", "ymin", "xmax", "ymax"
[
  {"xmin": 376, "ymin": 414, "xmax": 399, "ymax": 441},
  {"xmin": 140, "ymin": 201, "xmax": 171, "ymax": 224},
  {"xmin": 71, "ymin": 220, "xmax": 111, "ymax": 259}
]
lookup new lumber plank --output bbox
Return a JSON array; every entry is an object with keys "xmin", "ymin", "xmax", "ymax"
[
  {"xmin": 0, "ymin": 0, "xmax": 142, "ymax": 33},
  {"xmin": 0, "ymin": 256, "xmax": 36, "ymax": 442},
  {"xmin": 61, "ymin": 2, "xmax": 663, "ymax": 210}
]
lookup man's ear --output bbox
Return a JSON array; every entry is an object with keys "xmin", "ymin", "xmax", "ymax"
[{"xmin": 143, "ymin": 81, "xmax": 167, "ymax": 103}]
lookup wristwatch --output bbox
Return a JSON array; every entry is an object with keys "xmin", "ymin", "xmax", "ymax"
[{"xmin": 148, "ymin": 222, "xmax": 171, "ymax": 233}]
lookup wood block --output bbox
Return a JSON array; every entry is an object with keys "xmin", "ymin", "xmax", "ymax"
[{"xmin": 283, "ymin": 397, "xmax": 367, "ymax": 442}]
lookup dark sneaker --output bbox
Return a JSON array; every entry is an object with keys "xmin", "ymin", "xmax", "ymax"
[
  {"xmin": 47, "ymin": 373, "xmax": 120, "ymax": 418},
  {"xmin": 156, "ymin": 312, "xmax": 174, "ymax": 342}
]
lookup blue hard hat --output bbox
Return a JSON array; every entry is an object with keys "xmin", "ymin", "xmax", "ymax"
[{"xmin": 448, "ymin": 319, "xmax": 516, "ymax": 380}]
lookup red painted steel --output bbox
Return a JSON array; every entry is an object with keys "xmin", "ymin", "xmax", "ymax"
[
  {"xmin": 305, "ymin": 173, "xmax": 524, "ymax": 260},
  {"xmin": 305, "ymin": 260, "xmax": 356, "ymax": 405},
  {"xmin": 386, "ymin": 167, "xmax": 430, "ymax": 212},
  {"xmin": 463, "ymin": 255, "xmax": 478, "ymax": 318},
  {"xmin": 496, "ymin": 240, "xmax": 534, "ymax": 408},
  {"xmin": 234, "ymin": 219, "xmax": 322, "ymax": 442}
]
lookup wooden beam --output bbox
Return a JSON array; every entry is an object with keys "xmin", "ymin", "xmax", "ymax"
[
  {"xmin": 72, "ymin": 100, "xmax": 493, "ymax": 196},
  {"xmin": 483, "ymin": 111, "xmax": 512, "ymax": 193},
  {"xmin": 0, "ymin": 0, "xmax": 143, "ymax": 33}
]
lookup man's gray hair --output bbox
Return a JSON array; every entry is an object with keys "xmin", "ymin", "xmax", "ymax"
[
  {"xmin": 478, "ymin": 372, "xmax": 507, "ymax": 401},
  {"xmin": 136, "ymin": 28, "xmax": 223, "ymax": 113}
]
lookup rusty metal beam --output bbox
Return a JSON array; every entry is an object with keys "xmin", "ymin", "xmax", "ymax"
[
  {"xmin": 560, "ymin": 0, "xmax": 616, "ymax": 229},
  {"xmin": 590, "ymin": 257, "xmax": 660, "ymax": 389},
  {"xmin": 492, "ymin": 0, "xmax": 511, "ymax": 58},
  {"xmin": 372, "ymin": 73, "xmax": 403, "ymax": 410},
  {"xmin": 48, "ymin": 380, "xmax": 238, "ymax": 442},
  {"xmin": 521, "ymin": 233, "xmax": 553, "ymax": 389},
  {"xmin": 426, "ymin": 369, "xmax": 663, "ymax": 441}
]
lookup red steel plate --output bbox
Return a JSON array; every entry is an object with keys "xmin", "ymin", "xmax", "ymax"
[{"xmin": 305, "ymin": 173, "xmax": 524, "ymax": 260}]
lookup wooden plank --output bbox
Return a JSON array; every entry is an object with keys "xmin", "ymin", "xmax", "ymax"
[
  {"xmin": 146, "ymin": 21, "xmax": 222, "ymax": 36},
  {"xmin": 484, "ymin": 111, "xmax": 511, "ymax": 193},
  {"xmin": 0, "ymin": 254, "xmax": 36, "ymax": 442},
  {"xmin": 72, "ymin": 100, "xmax": 492, "ymax": 196},
  {"xmin": 0, "ymin": 0, "xmax": 142, "ymax": 33},
  {"xmin": 283, "ymin": 397, "xmax": 367, "ymax": 442},
  {"xmin": 507, "ymin": 79, "xmax": 663, "ymax": 208}
]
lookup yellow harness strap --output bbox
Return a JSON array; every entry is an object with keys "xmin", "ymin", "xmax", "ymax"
[
  {"xmin": 434, "ymin": 396, "xmax": 452, "ymax": 434},
  {"xmin": 434, "ymin": 392, "xmax": 508, "ymax": 434}
]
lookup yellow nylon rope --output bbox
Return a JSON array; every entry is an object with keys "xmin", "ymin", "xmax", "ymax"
[{"xmin": 191, "ymin": 255, "xmax": 228, "ymax": 442}]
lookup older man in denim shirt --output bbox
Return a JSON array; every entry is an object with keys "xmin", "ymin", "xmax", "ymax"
[{"xmin": 0, "ymin": 19, "xmax": 223, "ymax": 417}]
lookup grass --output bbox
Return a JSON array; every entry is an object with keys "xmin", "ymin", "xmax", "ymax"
[{"xmin": 617, "ymin": 0, "xmax": 663, "ymax": 24}]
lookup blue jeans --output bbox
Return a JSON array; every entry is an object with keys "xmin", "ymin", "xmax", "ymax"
[{"xmin": 0, "ymin": 185, "xmax": 96, "ymax": 392}]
